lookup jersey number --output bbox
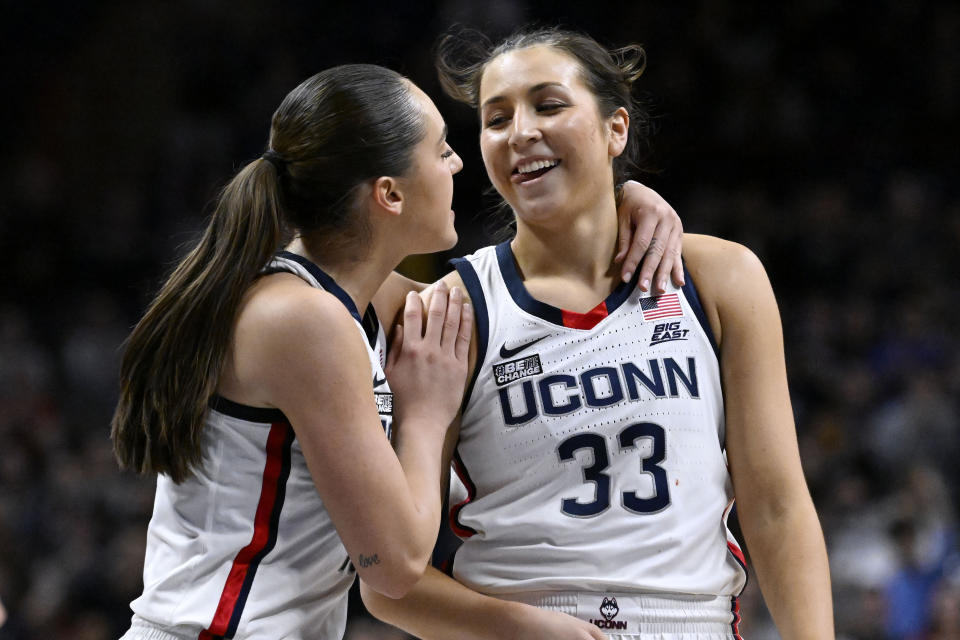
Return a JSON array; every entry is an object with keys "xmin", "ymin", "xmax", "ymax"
[{"xmin": 556, "ymin": 422, "xmax": 669, "ymax": 517}]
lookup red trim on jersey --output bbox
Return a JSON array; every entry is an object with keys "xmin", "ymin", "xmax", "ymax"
[
  {"xmin": 449, "ymin": 452, "xmax": 478, "ymax": 538},
  {"xmin": 561, "ymin": 300, "xmax": 609, "ymax": 330},
  {"xmin": 731, "ymin": 597, "xmax": 743, "ymax": 639},
  {"xmin": 199, "ymin": 422, "xmax": 290, "ymax": 640},
  {"xmin": 726, "ymin": 540, "xmax": 746, "ymax": 567}
]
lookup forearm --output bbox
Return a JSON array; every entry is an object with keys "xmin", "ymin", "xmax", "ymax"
[
  {"xmin": 742, "ymin": 496, "xmax": 834, "ymax": 639},
  {"xmin": 361, "ymin": 566, "xmax": 525, "ymax": 640},
  {"xmin": 391, "ymin": 420, "xmax": 449, "ymax": 556}
]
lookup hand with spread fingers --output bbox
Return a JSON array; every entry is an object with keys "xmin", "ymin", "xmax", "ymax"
[
  {"xmin": 387, "ymin": 283, "xmax": 473, "ymax": 433},
  {"xmin": 615, "ymin": 180, "xmax": 684, "ymax": 293}
]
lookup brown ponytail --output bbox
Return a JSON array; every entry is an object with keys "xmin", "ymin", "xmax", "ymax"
[
  {"xmin": 111, "ymin": 64, "xmax": 426, "ymax": 482},
  {"xmin": 111, "ymin": 158, "xmax": 282, "ymax": 483}
]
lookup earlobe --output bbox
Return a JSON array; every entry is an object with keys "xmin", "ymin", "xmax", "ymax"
[
  {"xmin": 372, "ymin": 176, "xmax": 404, "ymax": 217},
  {"xmin": 607, "ymin": 107, "xmax": 630, "ymax": 157}
]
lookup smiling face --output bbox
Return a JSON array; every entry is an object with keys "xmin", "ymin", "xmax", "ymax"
[
  {"xmin": 397, "ymin": 82, "xmax": 463, "ymax": 253},
  {"xmin": 478, "ymin": 45, "xmax": 627, "ymax": 226}
]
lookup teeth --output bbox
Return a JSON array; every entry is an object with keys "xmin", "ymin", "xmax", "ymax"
[{"xmin": 517, "ymin": 159, "xmax": 558, "ymax": 174}]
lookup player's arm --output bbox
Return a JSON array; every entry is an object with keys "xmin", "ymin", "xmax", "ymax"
[
  {"xmin": 687, "ymin": 235, "xmax": 834, "ymax": 638},
  {"xmin": 361, "ymin": 565, "xmax": 607, "ymax": 640},
  {"xmin": 373, "ymin": 270, "xmax": 429, "ymax": 327},
  {"xmin": 360, "ymin": 427, "xmax": 607, "ymax": 640},
  {"xmin": 254, "ymin": 281, "xmax": 471, "ymax": 599}
]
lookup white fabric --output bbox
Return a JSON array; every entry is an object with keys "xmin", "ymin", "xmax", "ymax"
[{"xmin": 450, "ymin": 244, "xmax": 746, "ymax": 599}]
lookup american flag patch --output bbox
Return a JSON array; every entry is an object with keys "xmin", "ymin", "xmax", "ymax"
[{"xmin": 640, "ymin": 293, "xmax": 683, "ymax": 321}]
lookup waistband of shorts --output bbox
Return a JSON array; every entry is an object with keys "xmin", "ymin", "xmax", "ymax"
[
  {"xmin": 495, "ymin": 591, "xmax": 740, "ymax": 636},
  {"xmin": 119, "ymin": 616, "xmax": 197, "ymax": 640}
]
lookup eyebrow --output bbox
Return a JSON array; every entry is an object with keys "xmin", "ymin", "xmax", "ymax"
[
  {"xmin": 480, "ymin": 82, "xmax": 566, "ymax": 110},
  {"xmin": 438, "ymin": 124, "xmax": 448, "ymax": 147}
]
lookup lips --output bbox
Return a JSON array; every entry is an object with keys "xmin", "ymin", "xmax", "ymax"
[{"xmin": 512, "ymin": 158, "xmax": 560, "ymax": 183}]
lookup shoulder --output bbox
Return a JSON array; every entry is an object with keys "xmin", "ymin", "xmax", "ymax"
[
  {"xmin": 240, "ymin": 273, "xmax": 360, "ymax": 341},
  {"xmin": 230, "ymin": 274, "xmax": 371, "ymax": 400},
  {"xmin": 682, "ymin": 234, "xmax": 775, "ymax": 347},
  {"xmin": 683, "ymin": 234, "xmax": 765, "ymax": 281},
  {"xmin": 373, "ymin": 271, "xmax": 429, "ymax": 327}
]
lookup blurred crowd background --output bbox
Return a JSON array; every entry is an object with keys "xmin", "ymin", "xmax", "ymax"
[{"xmin": 1, "ymin": 1, "xmax": 958, "ymax": 638}]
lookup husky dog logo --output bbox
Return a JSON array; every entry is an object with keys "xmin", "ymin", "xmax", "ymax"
[{"xmin": 599, "ymin": 597, "xmax": 619, "ymax": 621}]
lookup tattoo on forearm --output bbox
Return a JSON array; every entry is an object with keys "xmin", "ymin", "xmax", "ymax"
[{"xmin": 357, "ymin": 553, "xmax": 380, "ymax": 568}]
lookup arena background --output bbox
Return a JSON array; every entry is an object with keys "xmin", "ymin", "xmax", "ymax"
[{"xmin": 1, "ymin": 1, "xmax": 958, "ymax": 638}]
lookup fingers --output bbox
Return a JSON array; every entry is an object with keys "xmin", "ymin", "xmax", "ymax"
[
  {"xmin": 652, "ymin": 223, "xmax": 684, "ymax": 293},
  {"xmin": 423, "ymin": 281, "xmax": 448, "ymax": 343},
  {"xmin": 622, "ymin": 216, "xmax": 658, "ymax": 287},
  {"xmin": 441, "ymin": 286, "xmax": 464, "ymax": 351},
  {"xmin": 402, "ymin": 290, "xmax": 424, "ymax": 344},
  {"xmin": 455, "ymin": 302, "xmax": 473, "ymax": 362}
]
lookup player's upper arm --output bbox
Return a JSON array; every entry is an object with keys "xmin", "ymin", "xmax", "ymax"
[
  {"xmin": 249, "ymin": 286, "xmax": 429, "ymax": 593},
  {"xmin": 688, "ymin": 236, "xmax": 809, "ymax": 518},
  {"xmin": 373, "ymin": 271, "xmax": 428, "ymax": 329}
]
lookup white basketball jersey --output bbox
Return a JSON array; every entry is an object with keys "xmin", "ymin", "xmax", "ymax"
[
  {"xmin": 127, "ymin": 252, "xmax": 392, "ymax": 640},
  {"xmin": 448, "ymin": 242, "xmax": 746, "ymax": 598}
]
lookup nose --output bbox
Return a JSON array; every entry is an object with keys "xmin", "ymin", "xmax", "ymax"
[
  {"xmin": 508, "ymin": 108, "xmax": 541, "ymax": 149},
  {"xmin": 450, "ymin": 150, "xmax": 463, "ymax": 174}
]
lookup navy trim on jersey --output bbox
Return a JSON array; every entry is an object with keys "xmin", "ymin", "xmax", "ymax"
[
  {"xmin": 209, "ymin": 395, "xmax": 288, "ymax": 424},
  {"xmin": 680, "ymin": 261, "xmax": 720, "ymax": 360},
  {"xmin": 274, "ymin": 251, "xmax": 379, "ymax": 347},
  {"xmin": 495, "ymin": 242, "xmax": 641, "ymax": 327},
  {"xmin": 451, "ymin": 257, "xmax": 489, "ymax": 414},
  {"xmin": 361, "ymin": 305, "xmax": 381, "ymax": 350}
]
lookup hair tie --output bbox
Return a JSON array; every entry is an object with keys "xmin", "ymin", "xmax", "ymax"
[{"xmin": 261, "ymin": 149, "xmax": 287, "ymax": 174}]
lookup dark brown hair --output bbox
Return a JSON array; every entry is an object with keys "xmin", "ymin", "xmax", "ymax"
[
  {"xmin": 111, "ymin": 64, "xmax": 425, "ymax": 482},
  {"xmin": 435, "ymin": 26, "xmax": 653, "ymax": 186}
]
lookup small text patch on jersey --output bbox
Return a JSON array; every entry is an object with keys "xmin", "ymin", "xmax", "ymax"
[
  {"xmin": 493, "ymin": 354, "xmax": 543, "ymax": 387},
  {"xmin": 640, "ymin": 293, "xmax": 683, "ymax": 321},
  {"xmin": 650, "ymin": 321, "xmax": 690, "ymax": 346},
  {"xmin": 375, "ymin": 392, "xmax": 393, "ymax": 415}
]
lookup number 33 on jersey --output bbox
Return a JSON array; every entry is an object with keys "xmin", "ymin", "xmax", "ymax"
[{"xmin": 447, "ymin": 243, "xmax": 746, "ymax": 597}]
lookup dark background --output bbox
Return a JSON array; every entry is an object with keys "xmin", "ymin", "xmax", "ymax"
[{"xmin": 1, "ymin": 1, "xmax": 958, "ymax": 638}]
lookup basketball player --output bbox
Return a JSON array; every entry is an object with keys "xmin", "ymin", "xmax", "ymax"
[
  {"xmin": 111, "ymin": 62, "xmax": 686, "ymax": 639},
  {"xmin": 361, "ymin": 28, "xmax": 835, "ymax": 640}
]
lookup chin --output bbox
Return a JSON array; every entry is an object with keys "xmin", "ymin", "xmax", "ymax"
[{"xmin": 443, "ymin": 229, "xmax": 459, "ymax": 250}]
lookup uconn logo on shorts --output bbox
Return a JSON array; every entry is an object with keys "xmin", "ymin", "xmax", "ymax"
[{"xmin": 590, "ymin": 596, "xmax": 627, "ymax": 631}]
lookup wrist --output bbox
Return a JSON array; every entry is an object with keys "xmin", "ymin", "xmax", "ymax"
[{"xmin": 493, "ymin": 600, "xmax": 534, "ymax": 640}]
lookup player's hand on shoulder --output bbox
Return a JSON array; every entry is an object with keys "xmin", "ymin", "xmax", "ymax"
[
  {"xmin": 386, "ymin": 281, "xmax": 473, "ymax": 432},
  {"xmin": 615, "ymin": 180, "xmax": 684, "ymax": 292}
]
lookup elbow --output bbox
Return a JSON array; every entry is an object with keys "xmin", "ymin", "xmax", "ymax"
[{"xmin": 356, "ymin": 553, "xmax": 428, "ymax": 600}]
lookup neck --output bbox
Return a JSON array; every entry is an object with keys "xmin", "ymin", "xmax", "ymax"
[
  {"xmin": 285, "ymin": 235, "xmax": 402, "ymax": 312},
  {"xmin": 511, "ymin": 190, "xmax": 620, "ymax": 288}
]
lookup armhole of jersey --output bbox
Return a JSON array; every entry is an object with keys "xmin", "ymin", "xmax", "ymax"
[
  {"xmin": 361, "ymin": 305, "xmax": 380, "ymax": 349},
  {"xmin": 680, "ymin": 260, "xmax": 728, "ymax": 450},
  {"xmin": 680, "ymin": 261, "xmax": 720, "ymax": 360},
  {"xmin": 450, "ymin": 257, "xmax": 489, "ymax": 414}
]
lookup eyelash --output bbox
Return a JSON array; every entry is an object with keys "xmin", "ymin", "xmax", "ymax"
[
  {"xmin": 441, "ymin": 149, "xmax": 454, "ymax": 159},
  {"xmin": 484, "ymin": 103, "xmax": 566, "ymax": 128}
]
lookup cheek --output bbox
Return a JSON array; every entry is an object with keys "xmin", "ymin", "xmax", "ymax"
[{"xmin": 479, "ymin": 142, "xmax": 500, "ymax": 183}]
